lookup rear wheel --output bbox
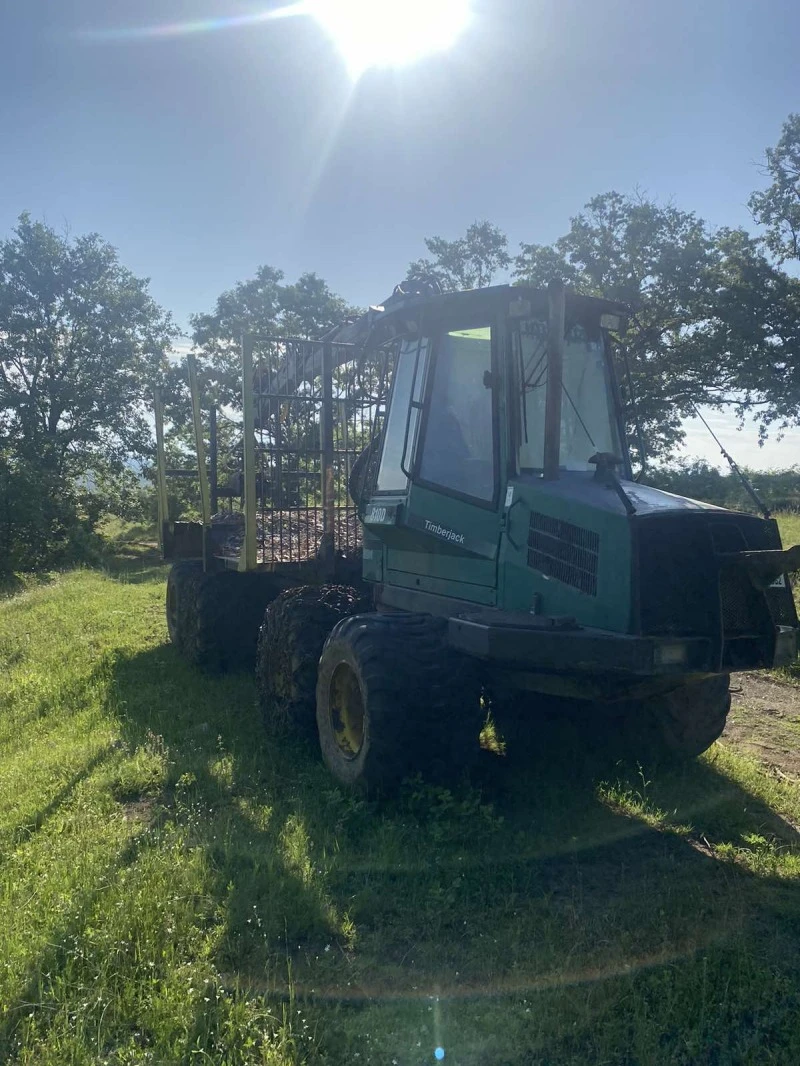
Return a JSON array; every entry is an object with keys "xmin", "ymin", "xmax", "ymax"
[
  {"xmin": 165, "ymin": 562, "xmax": 201, "ymax": 651},
  {"xmin": 257, "ymin": 585, "xmax": 368, "ymax": 739},
  {"xmin": 316, "ymin": 613, "xmax": 483, "ymax": 792},
  {"xmin": 167, "ymin": 564, "xmax": 281, "ymax": 672}
]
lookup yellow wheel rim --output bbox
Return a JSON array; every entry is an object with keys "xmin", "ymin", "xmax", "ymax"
[{"xmin": 329, "ymin": 663, "xmax": 365, "ymax": 759}]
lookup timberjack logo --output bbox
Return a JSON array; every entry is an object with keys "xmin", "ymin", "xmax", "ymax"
[{"xmin": 424, "ymin": 519, "xmax": 465, "ymax": 545}]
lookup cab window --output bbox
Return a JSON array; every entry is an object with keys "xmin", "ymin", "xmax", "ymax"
[
  {"xmin": 376, "ymin": 337, "xmax": 429, "ymax": 493},
  {"xmin": 516, "ymin": 319, "xmax": 620, "ymax": 472},
  {"xmin": 418, "ymin": 325, "xmax": 496, "ymax": 502}
]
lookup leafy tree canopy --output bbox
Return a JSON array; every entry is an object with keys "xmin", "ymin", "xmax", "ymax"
[
  {"xmin": 749, "ymin": 113, "xmax": 800, "ymax": 263},
  {"xmin": 413, "ymin": 193, "xmax": 800, "ymax": 462},
  {"xmin": 0, "ymin": 212, "xmax": 176, "ymax": 474},
  {"xmin": 0, "ymin": 213, "xmax": 176, "ymax": 568},
  {"xmin": 407, "ymin": 220, "xmax": 511, "ymax": 292},
  {"xmin": 189, "ymin": 266, "xmax": 356, "ymax": 405}
]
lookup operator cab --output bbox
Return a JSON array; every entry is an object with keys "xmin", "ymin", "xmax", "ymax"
[
  {"xmin": 371, "ymin": 285, "xmax": 630, "ymax": 508},
  {"xmin": 351, "ymin": 282, "xmax": 632, "ymax": 607}
]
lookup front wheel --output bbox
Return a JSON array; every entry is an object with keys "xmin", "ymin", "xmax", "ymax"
[
  {"xmin": 316, "ymin": 613, "xmax": 483, "ymax": 792},
  {"xmin": 652, "ymin": 673, "xmax": 731, "ymax": 758},
  {"xmin": 617, "ymin": 674, "xmax": 732, "ymax": 764}
]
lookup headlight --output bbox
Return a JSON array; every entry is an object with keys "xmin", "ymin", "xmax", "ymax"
[{"xmin": 654, "ymin": 642, "xmax": 689, "ymax": 668}]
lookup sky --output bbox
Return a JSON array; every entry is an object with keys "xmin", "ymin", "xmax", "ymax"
[{"xmin": 2, "ymin": 0, "xmax": 800, "ymax": 469}]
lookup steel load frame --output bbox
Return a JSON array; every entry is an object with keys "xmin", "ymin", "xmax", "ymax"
[{"xmin": 156, "ymin": 333, "xmax": 391, "ymax": 578}]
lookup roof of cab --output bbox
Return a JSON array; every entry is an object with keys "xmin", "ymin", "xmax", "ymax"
[{"xmin": 330, "ymin": 282, "xmax": 628, "ymax": 347}]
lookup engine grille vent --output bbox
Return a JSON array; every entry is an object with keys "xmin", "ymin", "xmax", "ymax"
[
  {"xmin": 719, "ymin": 566, "xmax": 762, "ymax": 636},
  {"xmin": 527, "ymin": 512, "xmax": 599, "ymax": 596}
]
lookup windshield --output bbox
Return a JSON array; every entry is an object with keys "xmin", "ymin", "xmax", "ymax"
[{"xmin": 515, "ymin": 318, "xmax": 621, "ymax": 472}]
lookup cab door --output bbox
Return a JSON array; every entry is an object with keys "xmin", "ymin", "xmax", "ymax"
[{"xmin": 383, "ymin": 319, "xmax": 503, "ymax": 605}]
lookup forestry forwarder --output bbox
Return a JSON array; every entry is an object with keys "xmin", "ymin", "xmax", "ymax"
[{"xmin": 158, "ymin": 279, "xmax": 800, "ymax": 790}]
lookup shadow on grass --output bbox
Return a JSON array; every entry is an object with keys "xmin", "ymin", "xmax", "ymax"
[
  {"xmin": 0, "ymin": 830, "xmax": 161, "ymax": 1062},
  {"xmin": 3, "ymin": 744, "xmax": 115, "ymax": 851},
  {"xmin": 120, "ymin": 647, "xmax": 800, "ymax": 1060},
  {"xmin": 0, "ymin": 544, "xmax": 163, "ymax": 602},
  {"xmin": 5, "ymin": 636, "xmax": 800, "ymax": 1063},
  {"xmin": 98, "ymin": 544, "xmax": 165, "ymax": 585}
]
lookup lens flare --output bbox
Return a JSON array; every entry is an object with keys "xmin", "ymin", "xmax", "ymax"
[
  {"xmin": 79, "ymin": 1, "xmax": 474, "ymax": 80},
  {"xmin": 77, "ymin": 3, "xmax": 306, "ymax": 42}
]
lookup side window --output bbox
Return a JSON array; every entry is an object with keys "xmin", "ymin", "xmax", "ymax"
[
  {"xmin": 418, "ymin": 326, "xmax": 496, "ymax": 502},
  {"xmin": 376, "ymin": 338, "xmax": 429, "ymax": 493}
]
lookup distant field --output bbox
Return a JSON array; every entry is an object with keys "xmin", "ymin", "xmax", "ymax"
[
  {"xmin": 1, "ymin": 530, "xmax": 800, "ymax": 1064},
  {"xmin": 779, "ymin": 511, "xmax": 800, "ymax": 567},
  {"xmin": 777, "ymin": 514, "xmax": 800, "ymax": 681}
]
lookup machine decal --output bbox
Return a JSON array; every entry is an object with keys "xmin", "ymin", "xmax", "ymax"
[
  {"xmin": 364, "ymin": 503, "xmax": 398, "ymax": 525},
  {"xmin": 424, "ymin": 519, "xmax": 465, "ymax": 545},
  {"xmin": 402, "ymin": 513, "xmax": 498, "ymax": 558}
]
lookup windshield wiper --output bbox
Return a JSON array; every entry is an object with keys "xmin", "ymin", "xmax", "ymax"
[{"xmin": 561, "ymin": 383, "xmax": 596, "ymax": 448}]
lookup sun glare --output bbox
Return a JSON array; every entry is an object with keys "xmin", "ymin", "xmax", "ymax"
[{"xmin": 306, "ymin": 0, "xmax": 473, "ymax": 78}]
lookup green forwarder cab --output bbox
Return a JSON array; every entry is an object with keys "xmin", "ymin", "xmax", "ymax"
[{"xmin": 159, "ymin": 280, "xmax": 800, "ymax": 791}]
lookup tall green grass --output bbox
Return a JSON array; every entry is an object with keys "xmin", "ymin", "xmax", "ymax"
[{"xmin": 0, "ymin": 548, "xmax": 799, "ymax": 1063}]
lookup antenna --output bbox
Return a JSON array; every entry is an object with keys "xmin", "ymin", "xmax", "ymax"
[{"xmin": 690, "ymin": 404, "xmax": 771, "ymax": 520}]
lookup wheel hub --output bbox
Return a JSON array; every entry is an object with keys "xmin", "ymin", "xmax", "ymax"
[{"xmin": 329, "ymin": 663, "xmax": 364, "ymax": 759}]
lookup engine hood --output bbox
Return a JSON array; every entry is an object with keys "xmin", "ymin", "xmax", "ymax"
[{"xmin": 516, "ymin": 471, "xmax": 729, "ymax": 518}]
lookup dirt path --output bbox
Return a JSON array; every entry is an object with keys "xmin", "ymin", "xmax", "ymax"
[{"xmin": 724, "ymin": 672, "xmax": 800, "ymax": 779}]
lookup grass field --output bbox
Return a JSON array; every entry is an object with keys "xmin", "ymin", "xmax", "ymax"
[{"xmin": 1, "ymin": 524, "xmax": 799, "ymax": 1065}]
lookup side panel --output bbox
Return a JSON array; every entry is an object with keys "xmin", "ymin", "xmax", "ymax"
[
  {"xmin": 384, "ymin": 484, "xmax": 500, "ymax": 595},
  {"xmin": 498, "ymin": 479, "xmax": 633, "ymax": 632}
]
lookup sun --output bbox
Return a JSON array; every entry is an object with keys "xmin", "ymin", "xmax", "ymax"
[{"xmin": 305, "ymin": 0, "xmax": 473, "ymax": 78}]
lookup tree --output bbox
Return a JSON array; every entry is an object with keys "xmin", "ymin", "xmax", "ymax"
[
  {"xmin": 407, "ymin": 220, "xmax": 511, "ymax": 292},
  {"xmin": 514, "ymin": 192, "xmax": 723, "ymax": 459},
  {"xmin": 0, "ymin": 213, "xmax": 176, "ymax": 567},
  {"xmin": 749, "ymin": 113, "xmax": 800, "ymax": 263},
  {"xmin": 745, "ymin": 113, "xmax": 800, "ymax": 437},
  {"xmin": 683, "ymin": 226, "xmax": 800, "ymax": 440},
  {"xmin": 514, "ymin": 192, "xmax": 800, "ymax": 462},
  {"xmin": 149, "ymin": 267, "xmax": 360, "ymax": 520},
  {"xmin": 0, "ymin": 213, "xmax": 176, "ymax": 471},
  {"xmin": 189, "ymin": 267, "xmax": 356, "ymax": 405}
]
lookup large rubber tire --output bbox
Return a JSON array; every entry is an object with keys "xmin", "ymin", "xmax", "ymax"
[
  {"xmin": 166, "ymin": 562, "xmax": 200, "ymax": 649},
  {"xmin": 315, "ymin": 613, "xmax": 483, "ymax": 792},
  {"xmin": 167, "ymin": 564, "xmax": 281, "ymax": 673},
  {"xmin": 617, "ymin": 674, "xmax": 732, "ymax": 764},
  {"xmin": 256, "ymin": 585, "xmax": 369, "ymax": 740}
]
